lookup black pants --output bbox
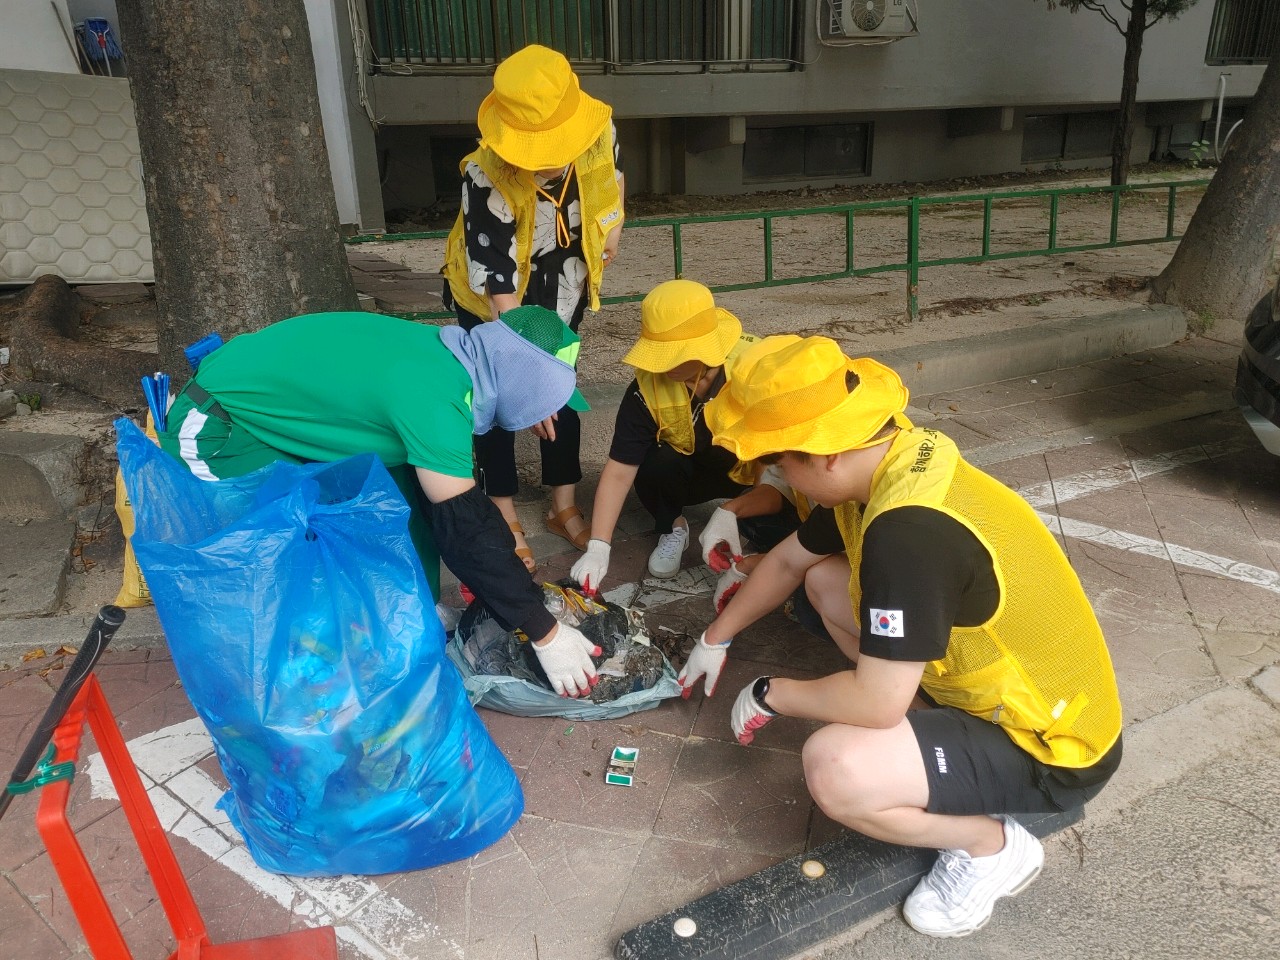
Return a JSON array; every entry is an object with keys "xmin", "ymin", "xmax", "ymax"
[
  {"xmin": 456, "ymin": 304, "xmax": 584, "ymax": 497},
  {"xmin": 634, "ymin": 441, "xmax": 750, "ymax": 535}
]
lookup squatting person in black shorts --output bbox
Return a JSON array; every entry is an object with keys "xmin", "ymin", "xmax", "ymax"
[{"xmin": 678, "ymin": 334, "xmax": 1123, "ymax": 938}]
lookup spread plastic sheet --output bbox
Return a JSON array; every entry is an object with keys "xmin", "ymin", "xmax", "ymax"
[
  {"xmin": 447, "ymin": 581, "xmax": 681, "ymax": 720},
  {"xmin": 115, "ymin": 418, "xmax": 522, "ymax": 876}
]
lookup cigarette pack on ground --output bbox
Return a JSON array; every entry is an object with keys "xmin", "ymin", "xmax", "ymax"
[{"xmin": 605, "ymin": 746, "xmax": 638, "ymax": 787}]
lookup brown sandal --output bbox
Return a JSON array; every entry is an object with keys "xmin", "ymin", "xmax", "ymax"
[
  {"xmin": 545, "ymin": 505, "xmax": 591, "ymax": 551},
  {"xmin": 508, "ymin": 520, "xmax": 537, "ymax": 574}
]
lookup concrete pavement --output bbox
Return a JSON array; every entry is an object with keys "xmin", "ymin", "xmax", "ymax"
[{"xmin": 3, "ymin": 315, "xmax": 1280, "ymax": 959}]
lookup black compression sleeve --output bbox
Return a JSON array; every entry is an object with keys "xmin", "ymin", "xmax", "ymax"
[{"xmin": 428, "ymin": 485, "xmax": 556, "ymax": 640}]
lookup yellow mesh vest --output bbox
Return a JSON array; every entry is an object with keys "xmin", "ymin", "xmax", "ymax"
[
  {"xmin": 836, "ymin": 428, "xmax": 1122, "ymax": 768},
  {"xmin": 442, "ymin": 130, "xmax": 622, "ymax": 318},
  {"xmin": 636, "ymin": 333, "xmax": 758, "ymax": 484}
]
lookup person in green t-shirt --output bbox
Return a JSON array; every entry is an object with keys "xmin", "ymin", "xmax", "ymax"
[{"xmin": 157, "ymin": 306, "xmax": 601, "ymax": 698}]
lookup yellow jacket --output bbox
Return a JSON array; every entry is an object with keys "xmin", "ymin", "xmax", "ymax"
[
  {"xmin": 442, "ymin": 130, "xmax": 623, "ymax": 319},
  {"xmin": 835, "ymin": 427, "xmax": 1122, "ymax": 768}
]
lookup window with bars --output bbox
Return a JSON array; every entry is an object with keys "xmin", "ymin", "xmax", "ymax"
[
  {"xmin": 1205, "ymin": 0, "xmax": 1280, "ymax": 64},
  {"xmin": 743, "ymin": 122, "xmax": 872, "ymax": 180},
  {"xmin": 365, "ymin": 0, "xmax": 798, "ymax": 69},
  {"xmin": 1020, "ymin": 112, "xmax": 1118, "ymax": 163}
]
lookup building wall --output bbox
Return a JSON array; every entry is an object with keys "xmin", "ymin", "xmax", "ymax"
[
  {"xmin": 0, "ymin": 70, "xmax": 152, "ymax": 284},
  {"xmin": 361, "ymin": 0, "xmax": 1266, "ymax": 206},
  {"xmin": 367, "ymin": 0, "xmax": 1266, "ymax": 124},
  {"xmin": 0, "ymin": 0, "xmax": 81, "ymax": 74}
]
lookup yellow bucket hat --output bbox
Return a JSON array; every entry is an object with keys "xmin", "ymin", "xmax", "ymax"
[
  {"xmin": 477, "ymin": 45, "xmax": 612, "ymax": 170},
  {"xmin": 621, "ymin": 280, "xmax": 743, "ymax": 373},
  {"xmin": 706, "ymin": 336, "xmax": 910, "ymax": 461}
]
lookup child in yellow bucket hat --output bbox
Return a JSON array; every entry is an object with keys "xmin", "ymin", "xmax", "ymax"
[
  {"xmin": 441, "ymin": 44, "xmax": 625, "ymax": 573},
  {"xmin": 570, "ymin": 279, "xmax": 759, "ymax": 591},
  {"xmin": 687, "ymin": 335, "xmax": 1124, "ymax": 941}
]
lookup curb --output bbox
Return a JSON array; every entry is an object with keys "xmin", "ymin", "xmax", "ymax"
[
  {"xmin": 615, "ymin": 808, "xmax": 1082, "ymax": 960},
  {"xmin": 578, "ymin": 304, "xmax": 1190, "ymax": 418},
  {"xmin": 0, "ymin": 606, "xmax": 165, "ymax": 665},
  {"xmin": 877, "ymin": 304, "xmax": 1189, "ymax": 396}
]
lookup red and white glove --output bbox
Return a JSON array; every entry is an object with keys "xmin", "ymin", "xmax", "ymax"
[
  {"xmin": 677, "ymin": 632, "xmax": 730, "ymax": 698},
  {"xmin": 570, "ymin": 539, "xmax": 611, "ymax": 596},
  {"xmin": 713, "ymin": 563, "xmax": 748, "ymax": 615},
  {"xmin": 532, "ymin": 623, "xmax": 601, "ymax": 698},
  {"xmin": 698, "ymin": 507, "xmax": 743, "ymax": 572},
  {"xmin": 731, "ymin": 677, "xmax": 778, "ymax": 746}
]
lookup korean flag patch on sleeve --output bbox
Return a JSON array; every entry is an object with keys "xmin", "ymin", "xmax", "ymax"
[{"xmin": 869, "ymin": 609, "xmax": 904, "ymax": 638}]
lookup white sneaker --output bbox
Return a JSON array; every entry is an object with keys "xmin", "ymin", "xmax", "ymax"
[
  {"xmin": 902, "ymin": 816, "xmax": 1044, "ymax": 938},
  {"xmin": 647, "ymin": 520, "xmax": 690, "ymax": 579}
]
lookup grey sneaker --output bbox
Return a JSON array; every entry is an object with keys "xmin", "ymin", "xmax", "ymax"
[
  {"xmin": 902, "ymin": 816, "xmax": 1044, "ymax": 938},
  {"xmin": 647, "ymin": 520, "xmax": 690, "ymax": 579}
]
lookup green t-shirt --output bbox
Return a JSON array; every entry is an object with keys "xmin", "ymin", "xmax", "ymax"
[{"xmin": 195, "ymin": 312, "xmax": 475, "ymax": 478}]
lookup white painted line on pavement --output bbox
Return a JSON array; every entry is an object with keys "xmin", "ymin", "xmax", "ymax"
[
  {"xmin": 87, "ymin": 725, "xmax": 465, "ymax": 960},
  {"xmin": 1009, "ymin": 436, "xmax": 1280, "ymax": 596},
  {"xmin": 1039, "ymin": 512, "xmax": 1280, "ymax": 596},
  {"xmin": 1018, "ymin": 438, "xmax": 1250, "ymax": 509},
  {"xmin": 961, "ymin": 392, "xmax": 1236, "ymax": 468}
]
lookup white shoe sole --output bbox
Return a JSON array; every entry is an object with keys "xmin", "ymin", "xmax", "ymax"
[
  {"xmin": 904, "ymin": 860, "xmax": 1043, "ymax": 938},
  {"xmin": 646, "ymin": 563, "xmax": 680, "ymax": 579}
]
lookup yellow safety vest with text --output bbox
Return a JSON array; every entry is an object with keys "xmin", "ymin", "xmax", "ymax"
[
  {"xmin": 636, "ymin": 333, "xmax": 758, "ymax": 486},
  {"xmin": 834, "ymin": 427, "xmax": 1122, "ymax": 768},
  {"xmin": 442, "ymin": 130, "xmax": 623, "ymax": 319}
]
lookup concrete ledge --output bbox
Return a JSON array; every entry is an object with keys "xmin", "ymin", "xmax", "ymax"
[
  {"xmin": 0, "ymin": 520, "xmax": 74, "ymax": 619},
  {"xmin": 577, "ymin": 306, "xmax": 1191, "ymax": 437},
  {"xmin": 0, "ymin": 605, "xmax": 164, "ymax": 666},
  {"xmin": 877, "ymin": 305, "xmax": 1189, "ymax": 396},
  {"xmin": 0, "ymin": 431, "xmax": 86, "ymax": 520}
]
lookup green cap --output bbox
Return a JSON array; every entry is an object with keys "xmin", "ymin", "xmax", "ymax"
[{"xmin": 499, "ymin": 305, "xmax": 590, "ymax": 412}]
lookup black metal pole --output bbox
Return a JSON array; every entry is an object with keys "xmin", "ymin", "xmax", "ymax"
[{"xmin": 0, "ymin": 605, "xmax": 127, "ymax": 823}]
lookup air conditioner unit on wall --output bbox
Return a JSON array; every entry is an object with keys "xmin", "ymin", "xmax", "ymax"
[{"xmin": 832, "ymin": 0, "xmax": 917, "ymax": 39}]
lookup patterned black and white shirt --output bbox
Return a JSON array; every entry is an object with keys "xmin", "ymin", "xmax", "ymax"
[{"xmin": 455, "ymin": 125, "xmax": 622, "ymax": 330}]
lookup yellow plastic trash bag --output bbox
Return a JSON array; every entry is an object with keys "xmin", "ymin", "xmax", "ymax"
[{"xmin": 114, "ymin": 414, "xmax": 157, "ymax": 608}]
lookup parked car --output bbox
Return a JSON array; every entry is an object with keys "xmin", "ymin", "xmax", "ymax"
[{"xmin": 1235, "ymin": 291, "xmax": 1280, "ymax": 455}]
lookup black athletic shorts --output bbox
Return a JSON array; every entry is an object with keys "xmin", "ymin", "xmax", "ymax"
[{"xmin": 908, "ymin": 706, "xmax": 1122, "ymax": 817}]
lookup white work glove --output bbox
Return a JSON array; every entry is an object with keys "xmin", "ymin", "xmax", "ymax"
[
  {"xmin": 677, "ymin": 632, "xmax": 730, "ymax": 699},
  {"xmin": 570, "ymin": 539, "xmax": 611, "ymax": 595},
  {"xmin": 532, "ymin": 622, "xmax": 601, "ymax": 698},
  {"xmin": 731, "ymin": 677, "xmax": 778, "ymax": 746},
  {"xmin": 699, "ymin": 507, "xmax": 743, "ymax": 572},
  {"xmin": 713, "ymin": 563, "xmax": 748, "ymax": 616}
]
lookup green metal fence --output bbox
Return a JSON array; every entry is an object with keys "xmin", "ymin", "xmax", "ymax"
[{"xmin": 347, "ymin": 177, "xmax": 1210, "ymax": 321}]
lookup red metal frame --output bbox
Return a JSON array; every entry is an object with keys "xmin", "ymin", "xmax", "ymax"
[{"xmin": 35, "ymin": 674, "xmax": 338, "ymax": 960}]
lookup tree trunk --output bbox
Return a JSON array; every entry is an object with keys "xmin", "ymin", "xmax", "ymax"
[
  {"xmin": 1110, "ymin": 0, "xmax": 1147, "ymax": 187},
  {"xmin": 115, "ymin": 0, "xmax": 358, "ymax": 377},
  {"xmin": 1150, "ymin": 54, "xmax": 1280, "ymax": 323}
]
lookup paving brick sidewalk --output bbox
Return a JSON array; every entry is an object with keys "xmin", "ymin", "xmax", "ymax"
[{"xmin": 2, "ymin": 325, "xmax": 1278, "ymax": 960}]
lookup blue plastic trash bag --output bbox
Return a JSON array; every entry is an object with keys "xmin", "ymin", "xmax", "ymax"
[
  {"xmin": 446, "ymin": 582, "xmax": 682, "ymax": 720},
  {"xmin": 115, "ymin": 418, "xmax": 522, "ymax": 876}
]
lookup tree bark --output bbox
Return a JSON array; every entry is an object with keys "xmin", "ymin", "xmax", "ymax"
[
  {"xmin": 1150, "ymin": 54, "xmax": 1280, "ymax": 323},
  {"xmin": 1110, "ymin": 0, "xmax": 1147, "ymax": 187},
  {"xmin": 114, "ymin": 0, "xmax": 358, "ymax": 377}
]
